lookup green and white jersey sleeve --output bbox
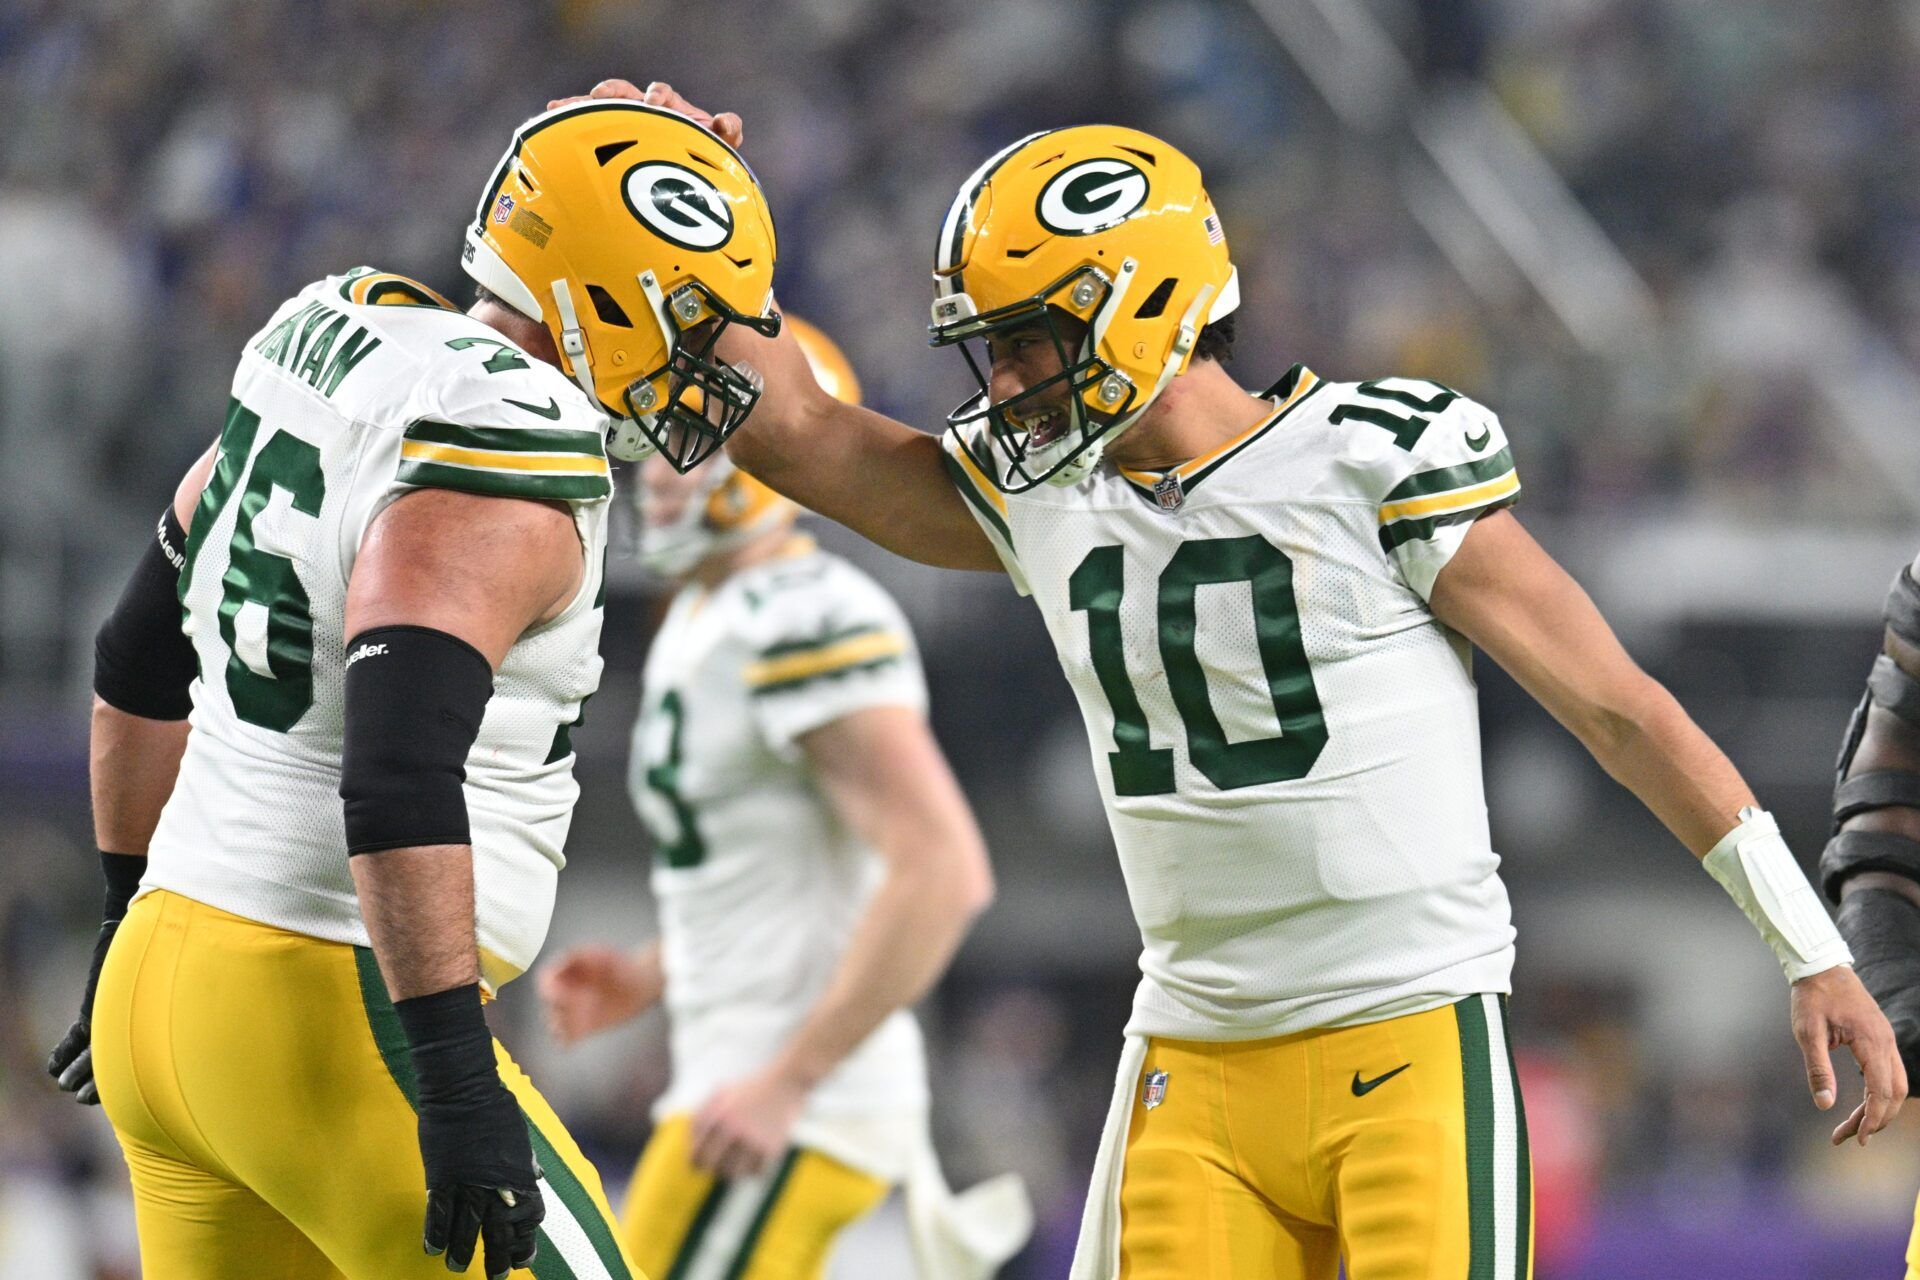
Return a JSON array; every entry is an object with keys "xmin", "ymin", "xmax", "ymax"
[
  {"xmin": 940, "ymin": 426, "xmax": 1030, "ymax": 595},
  {"xmin": 144, "ymin": 270, "xmax": 608, "ymax": 990},
  {"xmin": 1367, "ymin": 382, "xmax": 1520, "ymax": 600},
  {"xmin": 740, "ymin": 555, "xmax": 929, "ymax": 754},
  {"xmin": 632, "ymin": 544, "xmax": 930, "ymax": 1173}
]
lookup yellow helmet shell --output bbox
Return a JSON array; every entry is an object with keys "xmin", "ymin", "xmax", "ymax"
[
  {"xmin": 929, "ymin": 126, "xmax": 1239, "ymax": 489},
  {"xmin": 463, "ymin": 101, "xmax": 779, "ymax": 445}
]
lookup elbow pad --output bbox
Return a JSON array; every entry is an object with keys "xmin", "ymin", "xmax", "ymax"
[
  {"xmin": 1836, "ymin": 888, "xmax": 1920, "ymax": 1074},
  {"xmin": 339, "ymin": 626, "xmax": 493, "ymax": 855},
  {"xmin": 94, "ymin": 507, "xmax": 197, "ymax": 720}
]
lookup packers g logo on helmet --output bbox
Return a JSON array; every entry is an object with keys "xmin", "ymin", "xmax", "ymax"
[
  {"xmin": 621, "ymin": 161, "xmax": 734, "ymax": 251},
  {"xmin": 1035, "ymin": 159, "xmax": 1149, "ymax": 236},
  {"xmin": 929, "ymin": 125, "xmax": 1238, "ymax": 493},
  {"xmin": 462, "ymin": 101, "xmax": 780, "ymax": 474}
]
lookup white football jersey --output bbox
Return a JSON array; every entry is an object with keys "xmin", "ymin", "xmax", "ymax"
[
  {"xmin": 631, "ymin": 541, "xmax": 931, "ymax": 1130},
  {"xmin": 144, "ymin": 268, "xmax": 611, "ymax": 989},
  {"xmin": 944, "ymin": 367, "xmax": 1522, "ymax": 1039}
]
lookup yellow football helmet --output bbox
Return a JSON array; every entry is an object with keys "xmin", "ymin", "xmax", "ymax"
[
  {"xmin": 463, "ymin": 100, "xmax": 781, "ymax": 472},
  {"xmin": 929, "ymin": 125, "xmax": 1238, "ymax": 491},
  {"xmin": 636, "ymin": 318, "xmax": 859, "ymax": 577}
]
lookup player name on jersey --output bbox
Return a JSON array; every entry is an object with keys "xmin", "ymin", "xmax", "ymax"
[{"xmin": 251, "ymin": 299, "xmax": 384, "ymax": 399}]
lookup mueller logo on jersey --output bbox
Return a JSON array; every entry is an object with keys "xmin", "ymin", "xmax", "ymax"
[
  {"xmin": 1036, "ymin": 158, "xmax": 1149, "ymax": 236},
  {"xmin": 344, "ymin": 641, "xmax": 388, "ymax": 668},
  {"xmin": 622, "ymin": 161, "xmax": 733, "ymax": 251}
]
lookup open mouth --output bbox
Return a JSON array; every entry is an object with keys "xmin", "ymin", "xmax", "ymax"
[{"xmin": 1012, "ymin": 402, "xmax": 1071, "ymax": 448}]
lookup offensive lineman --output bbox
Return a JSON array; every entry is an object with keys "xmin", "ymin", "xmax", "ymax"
[
  {"xmin": 538, "ymin": 321, "xmax": 1031, "ymax": 1279},
  {"xmin": 560, "ymin": 82, "xmax": 1905, "ymax": 1280},
  {"xmin": 1819, "ymin": 555, "xmax": 1920, "ymax": 1278},
  {"xmin": 46, "ymin": 100, "xmax": 781, "ymax": 1279}
]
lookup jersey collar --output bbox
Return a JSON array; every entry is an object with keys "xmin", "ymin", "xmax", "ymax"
[{"xmin": 1115, "ymin": 365, "xmax": 1322, "ymax": 504}]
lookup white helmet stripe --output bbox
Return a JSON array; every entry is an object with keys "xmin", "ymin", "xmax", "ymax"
[{"xmin": 934, "ymin": 130, "xmax": 1049, "ymax": 295}]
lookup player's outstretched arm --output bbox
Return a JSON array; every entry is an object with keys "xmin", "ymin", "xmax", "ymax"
[
  {"xmin": 721, "ymin": 317, "xmax": 1002, "ymax": 571},
  {"xmin": 343, "ymin": 487, "xmax": 584, "ymax": 1280},
  {"xmin": 538, "ymin": 940, "xmax": 666, "ymax": 1046},
  {"xmin": 1431, "ymin": 510, "xmax": 1907, "ymax": 1143},
  {"xmin": 48, "ymin": 448, "xmax": 212, "ymax": 1106},
  {"xmin": 1824, "ymin": 557, "xmax": 1920, "ymax": 1088},
  {"xmin": 689, "ymin": 705, "xmax": 995, "ymax": 1178}
]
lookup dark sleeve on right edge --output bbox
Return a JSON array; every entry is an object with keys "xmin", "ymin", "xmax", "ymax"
[{"xmin": 93, "ymin": 507, "xmax": 196, "ymax": 720}]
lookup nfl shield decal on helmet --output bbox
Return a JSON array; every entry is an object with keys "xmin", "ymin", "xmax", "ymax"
[
  {"xmin": 1152, "ymin": 473, "xmax": 1185, "ymax": 512},
  {"xmin": 1142, "ymin": 1068, "xmax": 1170, "ymax": 1110},
  {"xmin": 493, "ymin": 193, "xmax": 515, "ymax": 224}
]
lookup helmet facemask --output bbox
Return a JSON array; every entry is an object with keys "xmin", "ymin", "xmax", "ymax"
[
  {"xmin": 932, "ymin": 263, "xmax": 1145, "ymax": 492},
  {"xmin": 617, "ymin": 276, "xmax": 781, "ymax": 472}
]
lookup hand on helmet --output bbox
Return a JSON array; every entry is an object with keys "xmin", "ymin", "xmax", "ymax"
[{"xmin": 546, "ymin": 80, "xmax": 743, "ymax": 150}]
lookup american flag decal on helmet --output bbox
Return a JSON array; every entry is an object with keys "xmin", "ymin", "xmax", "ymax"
[{"xmin": 1204, "ymin": 212, "xmax": 1224, "ymax": 245}]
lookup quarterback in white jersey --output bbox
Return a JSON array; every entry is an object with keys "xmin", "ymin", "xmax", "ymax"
[
  {"xmin": 50, "ymin": 101, "xmax": 786, "ymax": 1280},
  {"xmin": 554, "ymin": 82, "xmax": 1907, "ymax": 1280},
  {"xmin": 540, "ymin": 321, "xmax": 1030, "ymax": 1280}
]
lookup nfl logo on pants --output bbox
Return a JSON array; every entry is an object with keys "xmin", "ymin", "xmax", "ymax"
[{"xmin": 1142, "ymin": 1068, "xmax": 1169, "ymax": 1110}]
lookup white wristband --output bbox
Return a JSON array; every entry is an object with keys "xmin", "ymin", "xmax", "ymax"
[{"xmin": 1703, "ymin": 807, "xmax": 1853, "ymax": 982}]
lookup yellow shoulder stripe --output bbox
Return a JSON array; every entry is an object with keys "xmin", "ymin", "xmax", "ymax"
[
  {"xmin": 1119, "ymin": 369, "xmax": 1316, "ymax": 485},
  {"xmin": 1378, "ymin": 470, "xmax": 1520, "ymax": 524},
  {"xmin": 948, "ymin": 437, "xmax": 1008, "ymax": 516},
  {"xmin": 399, "ymin": 440, "xmax": 610, "ymax": 476},
  {"xmin": 745, "ymin": 630, "xmax": 906, "ymax": 690}
]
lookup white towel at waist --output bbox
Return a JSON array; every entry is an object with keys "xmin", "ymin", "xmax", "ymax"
[{"xmin": 1068, "ymin": 1034, "xmax": 1148, "ymax": 1280}]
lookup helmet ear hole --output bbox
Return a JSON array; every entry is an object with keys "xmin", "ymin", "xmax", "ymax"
[
  {"xmin": 1134, "ymin": 277, "xmax": 1176, "ymax": 320},
  {"xmin": 587, "ymin": 285, "xmax": 633, "ymax": 327}
]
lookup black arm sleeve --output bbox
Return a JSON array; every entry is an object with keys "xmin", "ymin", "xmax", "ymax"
[
  {"xmin": 339, "ymin": 625, "xmax": 494, "ymax": 855},
  {"xmin": 93, "ymin": 507, "xmax": 196, "ymax": 720}
]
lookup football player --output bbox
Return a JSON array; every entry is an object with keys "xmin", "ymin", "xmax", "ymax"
[
  {"xmin": 46, "ymin": 100, "xmax": 780, "ymax": 1280},
  {"xmin": 538, "ymin": 320, "xmax": 1031, "ymax": 1280},
  {"xmin": 1820, "ymin": 555, "xmax": 1920, "ymax": 1279},
  {"xmin": 572, "ymin": 81, "xmax": 1905, "ymax": 1280}
]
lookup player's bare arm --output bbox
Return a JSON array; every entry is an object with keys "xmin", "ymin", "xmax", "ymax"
[
  {"xmin": 689, "ymin": 704, "xmax": 995, "ymax": 1178},
  {"xmin": 344, "ymin": 487, "xmax": 583, "ymax": 998},
  {"xmin": 1822, "ymin": 555, "xmax": 1920, "ymax": 1096},
  {"xmin": 48, "ymin": 445, "xmax": 216, "ymax": 1105},
  {"xmin": 1430, "ymin": 509, "xmax": 1907, "ymax": 1142}
]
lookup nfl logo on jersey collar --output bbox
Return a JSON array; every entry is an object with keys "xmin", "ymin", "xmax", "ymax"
[
  {"xmin": 1142, "ymin": 1068, "xmax": 1170, "ymax": 1110},
  {"xmin": 1151, "ymin": 473, "xmax": 1185, "ymax": 513}
]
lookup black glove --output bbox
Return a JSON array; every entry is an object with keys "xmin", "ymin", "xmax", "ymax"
[
  {"xmin": 395, "ymin": 983, "xmax": 543, "ymax": 1278},
  {"xmin": 47, "ymin": 852, "xmax": 145, "ymax": 1106}
]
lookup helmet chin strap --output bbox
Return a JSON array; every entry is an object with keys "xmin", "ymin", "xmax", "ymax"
[
  {"xmin": 1043, "ymin": 269, "xmax": 1218, "ymax": 487},
  {"xmin": 548, "ymin": 278, "xmax": 604, "ymax": 409}
]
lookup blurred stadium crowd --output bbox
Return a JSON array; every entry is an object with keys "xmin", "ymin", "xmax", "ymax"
[{"xmin": 4, "ymin": 0, "xmax": 1920, "ymax": 1276}]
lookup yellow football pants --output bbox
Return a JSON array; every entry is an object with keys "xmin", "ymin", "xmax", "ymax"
[
  {"xmin": 91, "ymin": 889, "xmax": 643, "ymax": 1280},
  {"xmin": 620, "ymin": 1114, "xmax": 889, "ymax": 1280},
  {"xmin": 1906, "ymin": 1190, "xmax": 1920, "ymax": 1280},
  {"xmin": 1118, "ymin": 994, "xmax": 1532, "ymax": 1280}
]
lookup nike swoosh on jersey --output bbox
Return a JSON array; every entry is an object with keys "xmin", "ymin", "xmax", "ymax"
[
  {"xmin": 504, "ymin": 396, "xmax": 563, "ymax": 420},
  {"xmin": 1463, "ymin": 425, "xmax": 1492, "ymax": 451},
  {"xmin": 1351, "ymin": 1063, "xmax": 1411, "ymax": 1096}
]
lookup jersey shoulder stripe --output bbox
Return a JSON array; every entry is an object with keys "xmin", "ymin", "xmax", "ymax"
[
  {"xmin": 745, "ymin": 626, "xmax": 908, "ymax": 695},
  {"xmin": 337, "ymin": 267, "xmax": 459, "ymax": 311},
  {"xmin": 939, "ymin": 432, "xmax": 1013, "ymax": 546}
]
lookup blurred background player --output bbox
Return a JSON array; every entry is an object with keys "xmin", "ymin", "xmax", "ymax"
[
  {"xmin": 582, "ymin": 84, "xmax": 1904, "ymax": 1280},
  {"xmin": 1820, "ymin": 553, "xmax": 1920, "ymax": 1279},
  {"xmin": 539, "ymin": 319, "xmax": 1032, "ymax": 1280},
  {"xmin": 43, "ymin": 100, "xmax": 780, "ymax": 1279}
]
